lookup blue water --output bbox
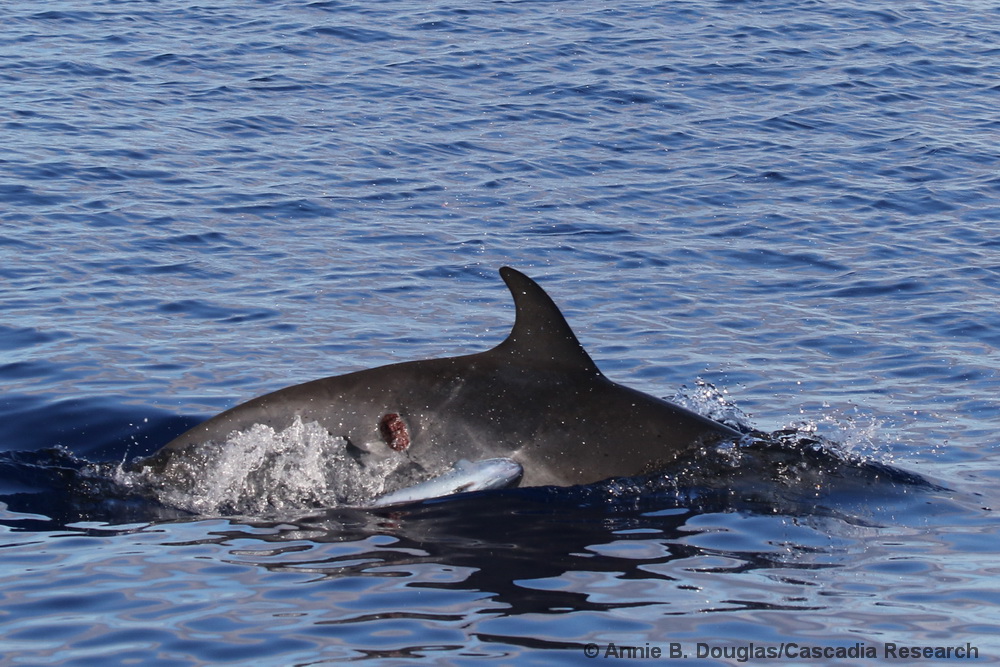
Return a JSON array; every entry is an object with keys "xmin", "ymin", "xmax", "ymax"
[{"xmin": 3, "ymin": 0, "xmax": 999, "ymax": 664}]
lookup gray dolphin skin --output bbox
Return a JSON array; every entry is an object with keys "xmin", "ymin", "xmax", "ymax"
[{"xmin": 138, "ymin": 267, "xmax": 741, "ymax": 488}]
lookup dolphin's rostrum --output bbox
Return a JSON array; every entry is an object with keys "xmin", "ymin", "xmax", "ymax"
[{"xmin": 137, "ymin": 267, "xmax": 741, "ymax": 489}]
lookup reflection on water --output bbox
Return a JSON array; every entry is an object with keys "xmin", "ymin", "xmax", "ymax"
[{"xmin": 3, "ymin": 483, "xmax": 992, "ymax": 663}]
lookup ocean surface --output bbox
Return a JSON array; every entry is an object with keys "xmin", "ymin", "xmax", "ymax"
[{"xmin": 2, "ymin": 0, "xmax": 999, "ymax": 664}]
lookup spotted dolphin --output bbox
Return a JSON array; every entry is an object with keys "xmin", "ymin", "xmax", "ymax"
[{"xmin": 136, "ymin": 267, "xmax": 741, "ymax": 490}]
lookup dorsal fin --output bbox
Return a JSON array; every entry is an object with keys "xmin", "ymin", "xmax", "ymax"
[{"xmin": 486, "ymin": 267, "xmax": 602, "ymax": 375}]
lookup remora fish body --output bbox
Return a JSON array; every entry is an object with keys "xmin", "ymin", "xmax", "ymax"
[{"xmin": 372, "ymin": 458, "xmax": 524, "ymax": 507}]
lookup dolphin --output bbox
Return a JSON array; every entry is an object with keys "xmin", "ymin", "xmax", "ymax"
[{"xmin": 136, "ymin": 267, "xmax": 741, "ymax": 490}]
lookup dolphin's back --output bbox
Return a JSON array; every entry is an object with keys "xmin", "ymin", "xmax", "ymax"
[{"xmin": 138, "ymin": 267, "xmax": 741, "ymax": 488}]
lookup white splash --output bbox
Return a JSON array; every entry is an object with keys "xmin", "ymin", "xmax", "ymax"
[
  {"xmin": 787, "ymin": 406, "xmax": 888, "ymax": 462},
  {"xmin": 118, "ymin": 417, "xmax": 430, "ymax": 516},
  {"xmin": 670, "ymin": 378, "xmax": 753, "ymax": 431}
]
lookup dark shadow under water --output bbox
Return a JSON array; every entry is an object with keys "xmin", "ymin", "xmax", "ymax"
[{"xmin": 130, "ymin": 473, "xmax": 969, "ymax": 621}]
